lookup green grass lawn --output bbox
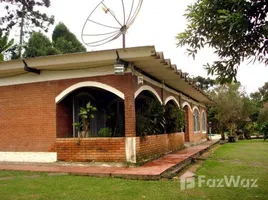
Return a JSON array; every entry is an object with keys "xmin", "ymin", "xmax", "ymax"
[{"xmin": 0, "ymin": 140, "xmax": 267, "ymax": 200}]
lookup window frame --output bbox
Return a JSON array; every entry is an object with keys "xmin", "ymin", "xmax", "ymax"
[
  {"xmin": 202, "ymin": 111, "xmax": 207, "ymax": 133},
  {"xmin": 193, "ymin": 109, "xmax": 200, "ymax": 133}
]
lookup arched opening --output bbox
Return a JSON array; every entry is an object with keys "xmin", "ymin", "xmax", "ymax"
[
  {"xmin": 183, "ymin": 103, "xmax": 191, "ymax": 142},
  {"xmin": 202, "ymin": 111, "xmax": 207, "ymax": 133},
  {"xmin": 164, "ymin": 100, "xmax": 185, "ymax": 134},
  {"xmin": 193, "ymin": 108, "xmax": 201, "ymax": 133},
  {"xmin": 134, "ymin": 85, "xmax": 163, "ymax": 105},
  {"xmin": 164, "ymin": 96, "xmax": 180, "ymax": 107},
  {"xmin": 135, "ymin": 90, "xmax": 164, "ymax": 136},
  {"xmin": 56, "ymin": 87, "xmax": 125, "ymax": 138}
]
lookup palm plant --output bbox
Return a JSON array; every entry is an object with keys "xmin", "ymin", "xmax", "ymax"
[
  {"xmin": 73, "ymin": 101, "xmax": 97, "ymax": 138},
  {"xmin": 0, "ymin": 32, "xmax": 14, "ymax": 61}
]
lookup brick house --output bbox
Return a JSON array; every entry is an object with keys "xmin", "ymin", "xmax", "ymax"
[{"xmin": 0, "ymin": 46, "xmax": 213, "ymax": 163}]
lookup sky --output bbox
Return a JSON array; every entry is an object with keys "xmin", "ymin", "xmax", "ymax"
[{"xmin": 4, "ymin": 0, "xmax": 268, "ymax": 94}]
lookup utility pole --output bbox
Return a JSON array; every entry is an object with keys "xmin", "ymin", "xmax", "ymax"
[{"xmin": 18, "ymin": 5, "xmax": 25, "ymax": 58}]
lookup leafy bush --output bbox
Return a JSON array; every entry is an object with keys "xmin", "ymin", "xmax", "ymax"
[
  {"xmin": 98, "ymin": 128, "xmax": 113, "ymax": 137},
  {"xmin": 164, "ymin": 103, "xmax": 185, "ymax": 133},
  {"xmin": 260, "ymin": 122, "xmax": 268, "ymax": 141},
  {"xmin": 136, "ymin": 99, "xmax": 165, "ymax": 137}
]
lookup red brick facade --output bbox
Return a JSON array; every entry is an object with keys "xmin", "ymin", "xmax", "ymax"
[
  {"xmin": 0, "ymin": 81, "xmax": 56, "ymax": 152},
  {"xmin": 0, "ymin": 72, "xmax": 207, "ymax": 163},
  {"xmin": 0, "ymin": 74, "xmax": 134, "ymax": 153},
  {"xmin": 136, "ymin": 132, "xmax": 185, "ymax": 162}
]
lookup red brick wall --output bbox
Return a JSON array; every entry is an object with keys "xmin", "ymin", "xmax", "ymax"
[
  {"xmin": 0, "ymin": 82, "xmax": 56, "ymax": 152},
  {"xmin": 56, "ymin": 138, "xmax": 126, "ymax": 162},
  {"xmin": 136, "ymin": 132, "xmax": 184, "ymax": 162},
  {"xmin": 189, "ymin": 106, "xmax": 208, "ymax": 143},
  {"xmin": 0, "ymin": 71, "xmax": 207, "ymax": 157},
  {"xmin": 56, "ymin": 99, "xmax": 73, "ymax": 138}
]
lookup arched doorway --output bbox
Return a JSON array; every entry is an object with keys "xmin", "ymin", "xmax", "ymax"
[
  {"xmin": 182, "ymin": 102, "xmax": 191, "ymax": 142},
  {"xmin": 56, "ymin": 82, "xmax": 125, "ymax": 138},
  {"xmin": 135, "ymin": 90, "xmax": 164, "ymax": 136}
]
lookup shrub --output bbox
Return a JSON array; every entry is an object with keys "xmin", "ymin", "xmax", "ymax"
[
  {"xmin": 136, "ymin": 99, "xmax": 165, "ymax": 137},
  {"xmin": 164, "ymin": 103, "xmax": 185, "ymax": 133},
  {"xmin": 98, "ymin": 128, "xmax": 112, "ymax": 137}
]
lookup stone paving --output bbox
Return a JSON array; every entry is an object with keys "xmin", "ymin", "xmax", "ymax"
[{"xmin": 0, "ymin": 139, "xmax": 219, "ymax": 180}]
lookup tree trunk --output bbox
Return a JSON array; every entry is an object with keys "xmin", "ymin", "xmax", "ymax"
[
  {"xmin": 221, "ymin": 131, "xmax": 225, "ymax": 140},
  {"xmin": 19, "ymin": 5, "xmax": 25, "ymax": 58}
]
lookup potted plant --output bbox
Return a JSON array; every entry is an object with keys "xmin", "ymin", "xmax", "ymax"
[
  {"xmin": 227, "ymin": 123, "xmax": 237, "ymax": 142},
  {"xmin": 73, "ymin": 101, "xmax": 97, "ymax": 138}
]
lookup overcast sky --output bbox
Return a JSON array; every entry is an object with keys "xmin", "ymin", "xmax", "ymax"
[{"xmin": 6, "ymin": 0, "xmax": 268, "ymax": 94}]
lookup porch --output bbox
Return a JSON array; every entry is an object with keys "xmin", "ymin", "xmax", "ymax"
[{"xmin": 55, "ymin": 79, "xmax": 205, "ymax": 163}]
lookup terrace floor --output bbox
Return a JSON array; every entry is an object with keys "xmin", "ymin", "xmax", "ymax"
[{"xmin": 0, "ymin": 139, "xmax": 219, "ymax": 180}]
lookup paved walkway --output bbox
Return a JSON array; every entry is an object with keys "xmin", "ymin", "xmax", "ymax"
[{"xmin": 0, "ymin": 139, "xmax": 219, "ymax": 180}]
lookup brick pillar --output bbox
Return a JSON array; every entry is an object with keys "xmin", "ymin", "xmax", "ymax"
[
  {"xmin": 124, "ymin": 73, "xmax": 136, "ymax": 163},
  {"xmin": 187, "ymin": 107, "xmax": 194, "ymax": 142},
  {"xmin": 184, "ymin": 107, "xmax": 190, "ymax": 142},
  {"xmin": 124, "ymin": 74, "xmax": 136, "ymax": 138}
]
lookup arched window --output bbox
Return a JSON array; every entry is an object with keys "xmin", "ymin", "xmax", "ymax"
[
  {"xmin": 202, "ymin": 112, "xmax": 207, "ymax": 133},
  {"xmin": 193, "ymin": 109, "xmax": 200, "ymax": 133}
]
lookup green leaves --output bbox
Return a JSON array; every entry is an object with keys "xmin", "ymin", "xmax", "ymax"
[
  {"xmin": 73, "ymin": 101, "xmax": 97, "ymax": 138},
  {"xmin": 52, "ymin": 22, "xmax": 86, "ymax": 54},
  {"xmin": 176, "ymin": 0, "xmax": 268, "ymax": 83},
  {"xmin": 136, "ymin": 99, "xmax": 165, "ymax": 136},
  {"xmin": 23, "ymin": 32, "xmax": 59, "ymax": 58},
  {"xmin": 0, "ymin": 32, "xmax": 14, "ymax": 61},
  {"xmin": 164, "ymin": 103, "xmax": 185, "ymax": 133},
  {"xmin": 1, "ymin": 1, "xmax": 54, "ymax": 35},
  {"xmin": 209, "ymin": 83, "xmax": 255, "ymax": 135},
  {"xmin": 24, "ymin": 22, "xmax": 87, "ymax": 58}
]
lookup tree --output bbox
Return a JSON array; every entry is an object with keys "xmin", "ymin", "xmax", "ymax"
[
  {"xmin": 258, "ymin": 102, "xmax": 268, "ymax": 124},
  {"xmin": 211, "ymin": 83, "xmax": 255, "ymax": 139},
  {"xmin": 258, "ymin": 82, "xmax": 268, "ymax": 104},
  {"xmin": 23, "ymin": 23, "xmax": 87, "ymax": 58},
  {"xmin": 250, "ymin": 82, "xmax": 268, "ymax": 107},
  {"xmin": 52, "ymin": 22, "xmax": 86, "ymax": 54},
  {"xmin": 0, "ymin": 0, "xmax": 55, "ymax": 56},
  {"xmin": 192, "ymin": 76, "xmax": 215, "ymax": 91},
  {"xmin": 23, "ymin": 32, "xmax": 59, "ymax": 58},
  {"xmin": 177, "ymin": 0, "xmax": 268, "ymax": 83},
  {"xmin": 0, "ymin": 31, "xmax": 14, "ymax": 61}
]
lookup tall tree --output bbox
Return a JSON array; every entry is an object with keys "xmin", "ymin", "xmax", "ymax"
[
  {"xmin": 250, "ymin": 82, "xmax": 268, "ymax": 107},
  {"xmin": 211, "ymin": 83, "xmax": 255, "ymax": 139},
  {"xmin": 177, "ymin": 0, "xmax": 268, "ymax": 83},
  {"xmin": 192, "ymin": 76, "xmax": 215, "ymax": 91},
  {"xmin": 52, "ymin": 22, "xmax": 86, "ymax": 54},
  {"xmin": 256, "ymin": 101, "xmax": 268, "ymax": 138},
  {"xmin": 258, "ymin": 102, "xmax": 268, "ymax": 124},
  {"xmin": 250, "ymin": 82, "xmax": 268, "ymax": 122},
  {"xmin": 23, "ymin": 31, "xmax": 59, "ymax": 58},
  {"xmin": 0, "ymin": 0, "xmax": 55, "ymax": 56}
]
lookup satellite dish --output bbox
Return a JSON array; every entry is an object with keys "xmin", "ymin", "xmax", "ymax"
[{"xmin": 81, "ymin": 0, "xmax": 143, "ymax": 48}]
